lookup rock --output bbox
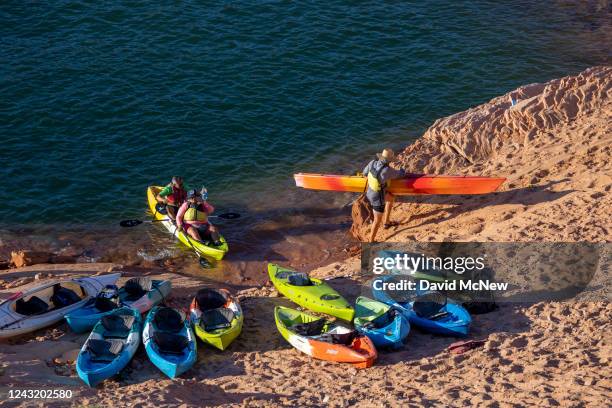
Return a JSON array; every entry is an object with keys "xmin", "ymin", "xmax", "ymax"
[
  {"xmin": 10, "ymin": 250, "xmax": 53, "ymax": 268},
  {"xmin": 56, "ymin": 349, "xmax": 80, "ymax": 364}
]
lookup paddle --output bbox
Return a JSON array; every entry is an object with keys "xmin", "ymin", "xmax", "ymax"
[{"xmin": 119, "ymin": 212, "xmax": 240, "ymax": 228}]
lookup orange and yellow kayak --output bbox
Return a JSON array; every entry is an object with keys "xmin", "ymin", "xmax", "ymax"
[{"xmin": 294, "ymin": 173, "xmax": 505, "ymax": 195}]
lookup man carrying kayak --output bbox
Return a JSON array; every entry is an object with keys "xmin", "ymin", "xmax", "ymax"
[
  {"xmin": 362, "ymin": 148, "xmax": 406, "ymax": 242},
  {"xmin": 156, "ymin": 176, "xmax": 187, "ymax": 219},
  {"xmin": 176, "ymin": 187, "xmax": 222, "ymax": 246}
]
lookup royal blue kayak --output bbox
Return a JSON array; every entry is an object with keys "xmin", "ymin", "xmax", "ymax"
[
  {"xmin": 354, "ymin": 296, "xmax": 410, "ymax": 349},
  {"xmin": 143, "ymin": 306, "xmax": 197, "ymax": 379},
  {"xmin": 371, "ymin": 275, "xmax": 471, "ymax": 337},
  {"xmin": 65, "ymin": 278, "xmax": 171, "ymax": 333},
  {"xmin": 76, "ymin": 307, "xmax": 142, "ymax": 387}
]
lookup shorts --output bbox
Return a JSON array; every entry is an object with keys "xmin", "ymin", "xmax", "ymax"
[
  {"xmin": 187, "ymin": 223, "xmax": 212, "ymax": 239},
  {"xmin": 372, "ymin": 204, "xmax": 385, "ymax": 213}
]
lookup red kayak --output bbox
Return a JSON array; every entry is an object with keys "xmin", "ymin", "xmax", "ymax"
[{"xmin": 294, "ymin": 173, "xmax": 505, "ymax": 195}]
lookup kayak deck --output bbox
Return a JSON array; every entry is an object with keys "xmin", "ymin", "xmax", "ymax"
[{"xmin": 294, "ymin": 173, "xmax": 505, "ymax": 195}]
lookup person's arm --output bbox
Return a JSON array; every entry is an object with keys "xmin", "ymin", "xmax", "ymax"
[
  {"xmin": 176, "ymin": 202, "xmax": 187, "ymax": 230},
  {"xmin": 157, "ymin": 185, "xmax": 172, "ymax": 200},
  {"xmin": 204, "ymin": 202, "xmax": 215, "ymax": 214},
  {"xmin": 362, "ymin": 161, "xmax": 373, "ymax": 176},
  {"xmin": 380, "ymin": 166, "xmax": 406, "ymax": 182}
]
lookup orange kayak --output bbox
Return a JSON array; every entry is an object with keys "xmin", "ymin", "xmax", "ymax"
[
  {"xmin": 275, "ymin": 306, "xmax": 377, "ymax": 369},
  {"xmin": 294, "ymin": 173, "xmax": 505, "ymax": 195}
]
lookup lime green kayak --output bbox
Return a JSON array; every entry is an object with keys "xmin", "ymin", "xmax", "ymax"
[{"xmin": 268, "ymin": 263, "xmax": 354, "ymax": 321}]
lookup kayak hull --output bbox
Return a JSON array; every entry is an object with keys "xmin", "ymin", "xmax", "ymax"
[
  {"xmin": 0, "ymin": 273, "xmax": 121, "ymax": 339},
  {"xmin": 294, "ymin": 173, "xmax": 505, "ymax": 195},
  {"xmin": 65, "ymin": 279, "xmax": 171, "ymax": 334},
  {"xmin": 143, "ymin": 306, "xmax": 197, "ymax": 379},
  {"xmin": 268, "ymin": 263, "xmax": 354, "ymax": 321},
  {"xmin": 354, "ymin": 296, "xmax": 410, "ymax": 349},
  {"xmin": 371, "ymin": 276, "xmax": 471, "ymax": 337},
  {"xmin": 76, "ymin": 308, "xmax": 142, "ymax": 387},
  {"xmin": 147, "ymin": 186, "xmax": 228, "ymax": 261},
  {"xmin": 275, "ymin": 306, "xmax": 377, "ymax": 368},
  {"xmin": 190, "ymin": 289, "xmax": 243, "ymax": 351}
]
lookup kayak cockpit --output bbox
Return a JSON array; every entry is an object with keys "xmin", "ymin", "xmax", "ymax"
[{"xmin": 12, "ymin": 282, "xmax": 87, "ymax": 316}]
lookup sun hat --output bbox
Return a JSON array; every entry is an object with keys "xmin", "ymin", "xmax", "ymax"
[{"xmin": 376, "ymin": 148, "xmax": 395, "ymax": 162}]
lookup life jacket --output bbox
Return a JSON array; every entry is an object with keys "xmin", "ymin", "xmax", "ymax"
[
  {"xmin": 366, "ymin": 160, "xmax": 389, "ymax": 193},
  {"xmin": 166, "ymin": 184, "xmax": 187, "ymax": 205},
  {"xmin": 184, "ymin": 203, "xmax": 208, "ymax": 223}
]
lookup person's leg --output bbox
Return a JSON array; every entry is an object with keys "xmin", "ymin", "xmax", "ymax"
[
  {"xmin": 166, "ymin": 205, "xmax": 177, "ymax": 220},
  {"xmin": 369, "ymin": 210, "xmax": 384, "ymax": 242},
  {"xmin": 383, "ymin": 193, "xmax": 396, "ymax": 226},
  {"xmin": 187, "ymin": 226, "xmax": 202, "ymax": 241},
  {"xmin": 208, "ymin": 225, "xmax": 221, "ymax": 245}
]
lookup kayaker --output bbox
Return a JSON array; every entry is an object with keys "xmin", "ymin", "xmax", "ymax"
[
  {"xmin": 156, "ymin": 176, "xmax": 187, "ymax": 219},
  {"xmin": 176, "ymin": 187, "xmax": 222, "ymax": 246},
  {"xmin": 362, "ymin": 148, "xmax": 406, "ymax": 242}
]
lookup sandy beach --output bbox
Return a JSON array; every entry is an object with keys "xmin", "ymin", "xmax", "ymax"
[{"xmin": 1, "ymin": 66, "xmax": 610, "ymax": 407}]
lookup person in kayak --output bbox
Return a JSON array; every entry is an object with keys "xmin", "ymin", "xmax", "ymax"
[
  {"xmin": 176, "ymin": 187, "xmax": 222, "ymax": 246},
  {"xmin": 156, "ymin": 176, "xmax": 187, "ymax": 219},
  {"xmin": 362, "ymin": 148, "xmax": 406, "ymax": 242}
]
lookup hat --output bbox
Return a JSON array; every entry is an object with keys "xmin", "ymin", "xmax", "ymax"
[{"xmin": 376, "ymin": 148, "xmax": 395, "ymax": 162}]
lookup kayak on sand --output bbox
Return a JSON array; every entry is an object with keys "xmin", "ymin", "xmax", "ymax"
[
  {"xmin": 268, "ymin": 263, "xmax": 354, "ymax": 322},
  {"xmin": 189, "ymin": 288, "xmax": 243, "ymax": 351},
  {"xmin": 0, "ymin": 273, "xmax": 121, "ymax": 339},
  {"xmin": 354, "ymin": 296, "xmax": 410, "ymax": 349},
  {"xmin": 147, "ymin": 186, "xmax": 229, "ymax": 261},
  {"xmin": 294, "ymin": 173, "xmax": 505, "ymax": 195},
  {"xmin": 65, "ymin": 278, "xmax": 172, "ymax": 334}
]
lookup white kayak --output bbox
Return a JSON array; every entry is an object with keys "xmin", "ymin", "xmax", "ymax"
[{"xmin": 0, "ymin": 273, "xmax": 121, "ymax": 339}]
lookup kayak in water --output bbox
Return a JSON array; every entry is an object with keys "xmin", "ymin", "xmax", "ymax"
[
  {"xmin": 65, "ymin": 278, "xmax": 171, "ymax": 333},
  {"xmin": 354, "ymin": 296, "xmax": 410, "ymax": 349},
  {"xmin": 143, "ymin": 306, "xmax": 197, "ymax": 379},
  {"xmin": 147, "ymin": 186, "xmax": 229, "ymax": 261},
  {"xmin": 76, "ymin": 307, "xmax": 142, "ymax": 387},
  {"xmin": 294, "ymin": 173, "xmax": 505, "ymax": 195},
  {"xmin": 0, "ymin": 273, "xmax": 120, "ymax": 339},
  {"xmin": 274, "ymin": 306, "xmax": 377, "ymax": 368},
  {"xmin": 268, "ymin": 263, "xmax": 354, "ymax": 321},
  {"xmin": 189, "ymin": 288, "xmax": 243, "ymax": 351}
]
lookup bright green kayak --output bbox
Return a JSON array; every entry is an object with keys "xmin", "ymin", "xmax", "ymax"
[{"xmin": 267, "ymin": 263, "xmax": 354, "ymax": 321}]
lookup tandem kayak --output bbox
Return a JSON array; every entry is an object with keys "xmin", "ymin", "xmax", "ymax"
[
  {"xmin": 76, "ymin": 307, "xmax": 142, "ymax": 387},
  {"xmin": 143, "ymin": 306, "xmax": 197, "ymax": 379},
  {"xmin": 371, "ymin": 275, "xmax": 471, "ymax": 337},
  {"xmin": 354, "ymin": 296, "xmax": 410, "ymax": 349},
  {"xmin": 147, "ymin": 186, "xmax": 229, "ymax": 261},
  {"xmin": 268, "ymin": 263, "xmax": 354, "ymax": 321},
  {"xmin": 274, "ymin": 306, "xmax": 377, "ymax": 369},
  {"xmin": 0, "ymin": 273, "xmax": 121, "ymax": 339},
  {"xmin": 294, "ymin": 173, "xmax": 505, "ymax": 195},
  {"xmin": 189, "ymin": 288, "xmax": 243, "ymax": 351},
  {"xmin": 65, "ymin": 278, "xmax": 171, "ymax": 333}
]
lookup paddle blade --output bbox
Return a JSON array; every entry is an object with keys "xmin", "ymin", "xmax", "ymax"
[
  {"xmin": 217, "ymin": 212, "xmax": 241, "ymax": 220},
  {"xmin": 120, "ymin": 219, "xmax": 143, "ymax": 227}
]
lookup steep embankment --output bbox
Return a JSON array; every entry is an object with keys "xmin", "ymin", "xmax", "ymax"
[{"xmin": 352, "ymin": 66, "xmax": 611, "ymax": 243}]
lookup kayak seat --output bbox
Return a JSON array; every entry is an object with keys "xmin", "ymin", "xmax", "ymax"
[
  {"xmin": 195, "ymin": 289, "xmax": 227, "ymax": 311},
  {"xmin": 101, "ymin": 314, "xmax": 135, "ymax": 338},
  {"xmin": 201, "ymin": 308, "xmax": 234, "ymax": 331},
  {"xmin": 154, "ymin": 307, "xmax": 184, "ymax": 333},
  {"xmin": 153, "ymin": 332, "xmax": 189, "ymax": 354},
  {"xmin": 363, "ymin": 309, "xmax": 397, "ymax": 329},
  {"xmin": 287, "ymin": 273, "xmax": 313, "ymax": 286},
  {"xmin": 291, "ymin": 319, "xmax": 326, "ymax": 337},
  {"xmin": 15, "ymin": 296, "xmax": 49, "ymax": 316},
  {"xmin": 87, "ymin": 339, "xmax": 123, "ymax": 362},
  {"xmin": 413, "ymin": 292, "xmax": 446, "ymax": 319},
  {"xmin": 319, "ymin": 330, "xmax": 358, "ymax": 346},
  {"xmin": 95, "ymin": 297, "xmax": 119, "ymax": 313},
  {"xmin": 123, "ymin": 278, "xmax": 153, "ymax": 301},
  {"xmin": 50, "ymin": 285, "xmax": 82, "ymax": 308},
  {"xmin": 156, "ymin": 203, "xmax": 168, "ymax": 215}
]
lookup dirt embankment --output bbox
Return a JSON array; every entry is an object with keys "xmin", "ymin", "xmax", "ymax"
[{"xmin": 352, "ymin": 66, "xmax": 611, "ymax": 243}]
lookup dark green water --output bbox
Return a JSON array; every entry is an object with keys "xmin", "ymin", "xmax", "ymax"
[{"xmin": 1, "ymin": 1, "xmax": 610, "ymax": 225}]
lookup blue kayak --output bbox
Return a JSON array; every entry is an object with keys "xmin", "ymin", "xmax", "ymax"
[
  {"xmin": 76, "ymin": 307, "xmax": 142, "ymax": 387},
  {"xmin": 66, "ymin": 278, "xmax": 171, "ymax": 333},
  {"xmin": 371, "ymin": 275, "xmax": 471, "ymax": 337},
  {"xmin": 354, "ymin": 296, "xmax": 409, "ymax": 349},
  {"xmin": 142, "ymin": 306, "xmax": 197, "ymax": 379}
]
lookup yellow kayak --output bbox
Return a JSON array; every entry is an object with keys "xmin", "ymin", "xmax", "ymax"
[{"xmin": 147, "ymin": 186, "xmax": 229, "ymax": 261}]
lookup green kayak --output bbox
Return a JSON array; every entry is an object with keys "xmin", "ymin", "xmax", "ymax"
[{"xmin": 267, "ymin": 263, "xmax": 354, "ymax": 321}]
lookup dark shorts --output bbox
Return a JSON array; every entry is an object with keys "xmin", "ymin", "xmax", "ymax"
[
  {"xmin": 372, "ymin": 204, "xmax": 385, "ymax": 213},
  {"xmin": 195, "ymin": 224, "xmax": 212, "ymax": 239}
]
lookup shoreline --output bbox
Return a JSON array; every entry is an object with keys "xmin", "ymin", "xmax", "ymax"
[{"xmin": 1, "ymin": 66, "xmax": 610, "ymax": 407}]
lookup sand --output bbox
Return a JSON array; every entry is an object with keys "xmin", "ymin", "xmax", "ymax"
[{"xmin": 1, "ymin": 66, "xmax": 611, "ymax": 407}]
